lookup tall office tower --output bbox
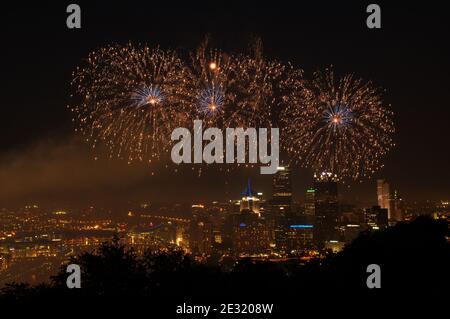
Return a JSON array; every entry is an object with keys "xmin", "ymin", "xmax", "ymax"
[
  {"xmin": 313, "ymin": 172, "xmax": 340, "ymax": 247},
  {"xmin": 271, "ymin": 166, "xmax": 292, "ymax": 215},
  {"xmin": 365, "ymin": 205, "xmax": 388, "ymax": 230},
  {"xmin": 240, "ymin": 179, "xmax": 260, "ymax": 216},
  {"xmin": 257, "ymin": 191, "xmax": 268, "ymax": 216},
  {"xmin": 232, "ymin": 209, "xmax": 269, "ymax": 256},
  {"xmin": 377, "ymin": 179, "xmax": 392, "ymax": 219},
  {"xmin": 188, "ymin": 205, "xmax": 212, "ymax": 255},
  {"xmin": 391, "ymin": 190, "xmax": 404, "ymax": 222},
  {"xmin": 305, "ymin": 188, "xmax": 315, "ymax": 216}
]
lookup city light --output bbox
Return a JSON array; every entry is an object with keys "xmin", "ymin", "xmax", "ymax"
[{"xmin": 289, "ymin": 225, "xmax": 314, "ymax": 229}]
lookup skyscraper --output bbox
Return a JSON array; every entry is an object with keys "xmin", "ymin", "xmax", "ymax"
[
  {"xmin": 188, "ymin": 205, "xmax": 213, "ymax": 255},
  {"xmin": 390, "ymin": 190, "xmax": 404, "ymax": 223},
  {"xmin": 313, "ymin": 172, "xmax": 340, "ymax": 247},
  {"xmin": 232, "ymin": 210, "xmax": 269, "ymax": 256},
  {"xmin": 377, "ymin": 179, "xmax": 391, "ymax": 219},
  {"xmin": 240, "ymin": 179, "xmax": 260, "ymax": 216},
  {"xmin": 271, "ymin": 166, "xmax": 292, "ymax": 215},
  {"xmin": 305, "ymin": 188, "xmax": 315, "ymax": 216},
  {"xmin": 231, "ymin": 179, "xmax": 270, "ymax": 256}
]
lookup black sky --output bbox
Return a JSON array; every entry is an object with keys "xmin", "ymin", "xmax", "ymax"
[{"xmin": 1, "ymin": 1, "xmax": 449, "ymax": 208}]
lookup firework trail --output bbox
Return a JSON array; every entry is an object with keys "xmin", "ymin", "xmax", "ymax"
[
  {"xmin": 231, "ymin": 38, "xmax": 294, "ymax": 128},
  {"xmin": 280, "ymin": 67, "xmax": 395, "ymax": 180},
  {"xmin": 69, "ymin": 43, "xmax": 190, "ymax": 163}
]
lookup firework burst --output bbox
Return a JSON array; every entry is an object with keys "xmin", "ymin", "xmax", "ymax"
[
  {"xmin": 198, "ymin": 82, "xmax": 225, "ymax": 118},
  {"xmin": 182, "ymin": 37, "xmax": 290, "ymax": 129},
  {"xmin": 69, "ymin": 40, "xmax": 394, "ymax": 179},
  {"xmin": 69, "ymin": 43, "xmax": 190, "ymax": 163},
  {"xmin": 280, "ymin": 67, "xmax": 395, "ymax": 180},
  {"xmin": 181, "ymin": 38, "xmax": 234, "ymax": 127}
]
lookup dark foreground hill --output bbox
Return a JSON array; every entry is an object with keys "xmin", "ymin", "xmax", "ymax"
[{"xmin": 1, "ymin": 216, "xmax": 448, "ymax": 315}]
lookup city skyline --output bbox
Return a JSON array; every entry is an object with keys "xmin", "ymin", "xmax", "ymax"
[{"xmin": 2, "ymin": 166, "xmax": 447, "ymax": 286}]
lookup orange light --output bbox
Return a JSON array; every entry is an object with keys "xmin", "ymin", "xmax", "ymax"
[
  {"xmin": 209, "ymin": 62, "xmax": 217, "ymax": 70},
  {"xmin": 147, "ymin": 97, "xmax": 157, "ymax": 105}
]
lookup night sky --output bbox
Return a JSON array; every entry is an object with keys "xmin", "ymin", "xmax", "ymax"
[{"xmin": 1, "ymin": 2, "xmax": 449, "ymax": 209}]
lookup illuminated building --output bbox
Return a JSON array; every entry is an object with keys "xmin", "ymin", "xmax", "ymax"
[
  {"xmin": 271, "ymin": 166, "xmax": 292, "ymax": 215},
  {"xmin": 377, "ymin": 179, "xmax": 392, "ymax": 220},
  {"xmin": 324, "ymin": 240, "xmax": 345, "ymax": 253},
  {"xmin": 438, "ymin": 200, "xmax": 450, "ymax": 210},
  {"xmin": 313, "ymin": 172, "xmax": 340, "ymax": 247},
  {"xmin": 305, "ymin": 188, "xmax": 315, "ymax": 216},
  {"xmin": 240, "ymin": 179, "xmax": 260, "ymax": 216},
  {"xmin": 435, "ymin": 201, "xmax": 450, "ymax": 221},
  {"xmin": 391, "ymin": 190, "xmax": 404, "ymax": 222},
  {"xmin": 256, "ymin": 192, "xmax": 268, "ymax": 215},
  {"xmin": 188, "ymin": 205, "xmax": 213, "ymax": 255},
  {"xmin": 365, "ymin": 205, "xmax": 388, "ymax": 230},
  {"xmin": 275, "ymin": 221, "xmax": 314, "ymax": 255},
  {"xmin": 212, "ymin": 229, "xmax": 222, "ymax": 244},
  {"xmin": 232, "ymin": 210, "xmax": 269, "ymax": 256},
  {"xmin": 0, "ymin": 253, "xmax": 11, "ymax": 271}
]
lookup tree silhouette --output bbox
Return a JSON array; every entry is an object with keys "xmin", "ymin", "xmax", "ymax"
[{"xmin": 1, "ymin": 216, "xmax": 448, "ymax": 305}]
